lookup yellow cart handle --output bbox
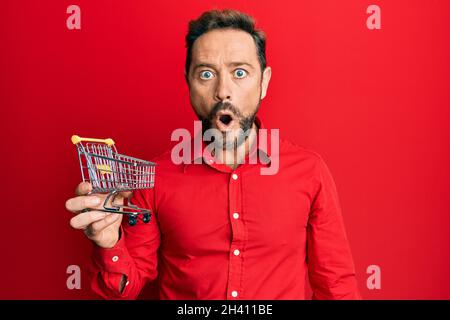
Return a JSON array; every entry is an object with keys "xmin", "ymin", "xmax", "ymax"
[{"xmin": 71, "ymin": 135, "xmax": 115, "ymax": 146}]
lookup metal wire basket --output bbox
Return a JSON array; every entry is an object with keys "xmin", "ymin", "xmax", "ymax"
[{"xmin": 71, "ymin": 135, "xmax": 156, "ymax": 225}]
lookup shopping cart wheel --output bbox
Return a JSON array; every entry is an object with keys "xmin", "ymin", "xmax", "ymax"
[
  {"xmin": 128, "ymin": 214, "xmax": 137, "ymax": 226},
  {"xmin": 143, "ymin": 213, "xmax": 151, "ymax": 224}
]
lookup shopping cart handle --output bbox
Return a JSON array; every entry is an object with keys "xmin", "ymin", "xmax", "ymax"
[{"xmin": 71, "ymin": 135, "xmax": 115, "ymax": 146}]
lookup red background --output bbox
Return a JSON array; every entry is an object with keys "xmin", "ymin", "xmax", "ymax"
[{"xmin": 1, "ymin": 0, "xmax": 449, "ymax": 299}]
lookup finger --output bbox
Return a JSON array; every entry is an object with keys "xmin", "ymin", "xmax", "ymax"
[
  {"xmin": 120, "ymin": 191, "xmax": 132, "ymax": 199},
  {"xmin": 70, "ymin": 210, "xmax": 107, "ymax": 230},
  {"xmin": 88, "ymin": 213, "xmax": 122, "ymax": 236},
  {"xmin": 111, "ymin": 192, "xmax": 132, "ymax": 208},
  {"xmin": 75, "ymin": 182, "xmax": 93, "ymax": 196},
  {"xmin": 106, "ymin": 191, "xmax": 133, "ymax": 209},
  {"xmin": 65, "ymin": 195, "xmax": 102, "ymax": 213}
]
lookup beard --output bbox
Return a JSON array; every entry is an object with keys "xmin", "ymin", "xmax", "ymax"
[{"xmin": 198, "ymin": 100, "xmax": 260, "ymax": 150}]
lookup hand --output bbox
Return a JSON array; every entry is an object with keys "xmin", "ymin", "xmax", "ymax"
[{"xmin": 65, "ymin": 182, "xmax": 131, "ymax": 248}]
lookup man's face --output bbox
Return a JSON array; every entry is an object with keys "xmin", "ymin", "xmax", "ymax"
[{"xmin": 187, "ymin": 29, "xmax": 271, "ymax": 149}]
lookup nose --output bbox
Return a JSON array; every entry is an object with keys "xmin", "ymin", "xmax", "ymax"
[{"xmin": 214, "ymin": 74, "xmax": 232, "ymax": 102}]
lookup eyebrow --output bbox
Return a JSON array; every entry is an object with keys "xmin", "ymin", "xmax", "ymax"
[{"xmin": 192, "ymin": 61, "xmax": 255, "ymax": 71}]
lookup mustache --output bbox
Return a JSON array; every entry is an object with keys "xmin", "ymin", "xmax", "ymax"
[{"xmin": 206, "ymin": 101, "xmax": 242, "ymax": 121}]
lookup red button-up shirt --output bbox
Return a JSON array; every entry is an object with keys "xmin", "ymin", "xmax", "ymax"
[{"xmin": 90, "ymin": 118, "xmax": 361, "ymax": 300}]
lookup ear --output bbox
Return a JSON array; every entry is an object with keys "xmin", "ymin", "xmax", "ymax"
[{"xmin": 260, "ymin": 66, "xmax": 272, "ymax": 100}]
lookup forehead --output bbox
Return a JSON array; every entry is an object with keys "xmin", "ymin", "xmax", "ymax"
[{"xmin": 191, "ymin": 29, "xmax": 259, "ymax": 65}]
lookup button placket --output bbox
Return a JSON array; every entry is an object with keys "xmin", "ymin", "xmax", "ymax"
[{"xmin": 226, "ymin": 171, "xmax": 245, "ymax": 299}]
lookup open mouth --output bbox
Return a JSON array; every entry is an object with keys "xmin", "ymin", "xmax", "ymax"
[
  {"xmin": 219, "ymin": 114, "xmax": 233, "ymax": 125},
  {"xmin": 214, "ymin": 110, "xmax": 236, "ymax": 131}
]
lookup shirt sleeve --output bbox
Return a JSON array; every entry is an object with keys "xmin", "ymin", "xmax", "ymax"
[
  {"xmin": 306, "ymin": 155, "xmax": 362, "ymax": 300},
  {"xmin": 89, "ymin": 188, "xmax": 161, "ymax": 299}
]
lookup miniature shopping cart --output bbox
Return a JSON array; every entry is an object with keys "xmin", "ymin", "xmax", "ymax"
[{"xmin": 71, "ymin": 135, "xmax": 156, "ymax": 226}]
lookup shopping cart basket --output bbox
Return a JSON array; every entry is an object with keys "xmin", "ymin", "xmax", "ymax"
[{"xmin": 71, "ymin": 135, "xmax": 156, "ymax": 226}]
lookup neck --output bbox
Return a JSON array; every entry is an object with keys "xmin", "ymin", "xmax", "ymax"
[{"xmin": 215, "ymin": 122, "xmax": 258, "ymax": 170}]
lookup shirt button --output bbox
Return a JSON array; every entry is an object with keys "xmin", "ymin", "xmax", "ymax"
[
  {"xmin": 233, "ymin": 212, "xmax": 239, "ymax": 219},
  {"xmin": 233, "ymin": 249, "xmax": 240, "ymax": 256},
  {"xmin": 112, "ymin": 256, "xmax": 119, "ymax": 262},
  {"xmin": 231, "ymin": 291, "xmax": 238, "ymax": 298},
  {"xmin": 232, "ymin": 173, "xmax": 238, "ymax": 180}
]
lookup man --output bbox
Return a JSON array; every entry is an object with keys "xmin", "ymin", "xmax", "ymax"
[{"xmin": 65, "ymin": 9, "xmax": 361, "ymax": 300}]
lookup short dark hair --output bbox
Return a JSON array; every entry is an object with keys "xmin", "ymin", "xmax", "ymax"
[{"xmin": 185, "ymin": 9, "xmax": 267, "ymax": 79}]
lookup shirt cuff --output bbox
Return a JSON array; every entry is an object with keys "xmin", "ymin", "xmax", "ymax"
[{"xmin": 92, "ymin": 226, "xmax": 132, "ymax": 275}]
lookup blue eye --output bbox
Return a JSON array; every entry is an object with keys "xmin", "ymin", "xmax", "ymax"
[
  {"xmin": 200, "ymin": 70, "xmax": 214, "ymax": 80},
  {"xmin": 234, "ymin": 69, "xmax": 247, "ymax": 78}
]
